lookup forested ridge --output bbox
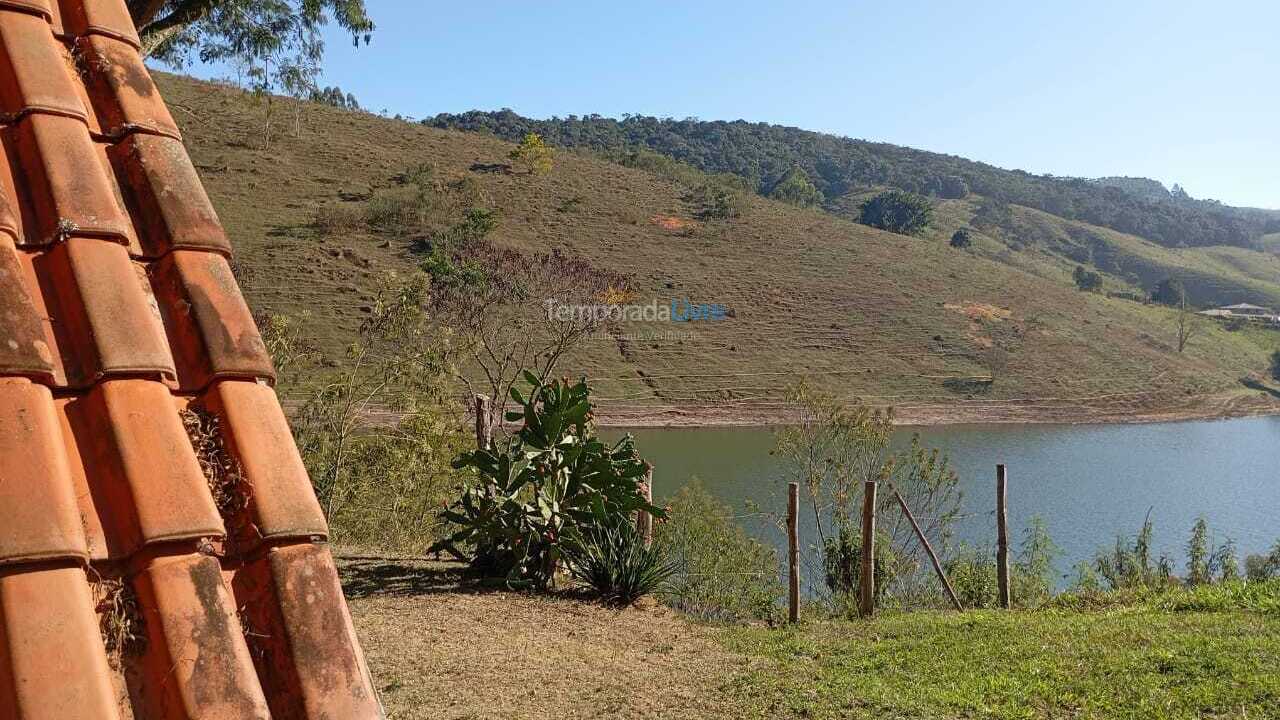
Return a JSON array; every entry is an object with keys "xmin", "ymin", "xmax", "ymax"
[{"xmin": 426, "ymin": 110, "xmax": 1279, "ymax": 250}]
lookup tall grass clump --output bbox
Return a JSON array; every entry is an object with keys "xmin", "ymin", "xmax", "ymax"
[
  {"xmin": 563, "ymin": 520, "xmax": 678, "ymax": 604},
  {"xmin": 1066, "ymin": 514, "xmax": 1246, "ymax": 604},
  {"xmin": 943, "ymin": 515, "xmax": 1059, "ymax": 609},
  {"xmin": 657, "ymin": 481, "xmax": 782, "ymax": 624}
]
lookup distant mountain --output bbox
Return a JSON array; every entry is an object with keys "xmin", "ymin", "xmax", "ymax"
[{"xmin": 426, "ymin": 111, "xmax": 1279, "ymax": 250}]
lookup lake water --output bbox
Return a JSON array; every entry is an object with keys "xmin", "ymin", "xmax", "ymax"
[{"xmin": 606, "ymin": 416, "xmax": 1280, "ymax": 585}]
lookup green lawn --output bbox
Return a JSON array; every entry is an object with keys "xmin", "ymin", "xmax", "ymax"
[{"xmin": 719, "ymin": 586, "xmax": 1280, "ymax": 719}]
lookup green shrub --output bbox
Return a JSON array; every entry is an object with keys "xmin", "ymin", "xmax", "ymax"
[
  {"xmin": 1073, "ymin": 265, "xmax": 1103, "ymax": 292},
  {"xmin": 1090, "ymin": 513, "xmax": 1173, "ymax": 591},
  {"xmin": 318, "ymin": 411, "xmax": 469, "ymax": 552},
  {"xmin": 1215, "ymin": 538, "xmax": 1241, "ymax": 582},
  {"xmin": 767, "ymin": 167, "xmax": 823, "ymax": 208},
  {"xmin": 945, "ymin": 546, "xmax": 1000, "ymax": 609},
  {"xmin": 692, "ymin": 183, "xmax": 746, "ymax": 220},
  {"xmin": 564, "ymin": 519, "xmax": 678, "ymax": 604},
  {"xmin": 432, "ymin": 374, "xmax": 661, "ymax": 589},
  {"xmin": 821, "ymin": 524, "xmax": 899, "ymax": 614},
  {"xmin": 313, "ymin": 203, "xmax": 364, "ymax": 234},
  {"xmin": 949, "ymin": 228, "xmax": 972, "ymax": 249},
  {"xmin": 775, "ymin": 384, "xmax": 961, "ymax": 608},
  {"xmin": 1151, "ymin": 277, "xmax": 1185, "ymax": 306},
  {"xmin": 943, "ymin": 517, "xmax": 1058, "ymax": 609},
  {"xmin": 657, "ymin": 481, "xmax": 782, "ymax": 623},
  {"xmin": 1270, "ymin": 351, "xmax": 1280, "ymax": 381},
  {"xmin": 1187, "ymin": 517, "xmax": 1212, "ymax": 585},
  {"xmin": 419, "ymin": 247, "xmax": 488, "ymax": 289},
  {"xmin": 1014, "ymin": 516, "xmax": 1059, "ymax": 606},
  {"xmin": 287, "ymin": 276, "xmax": 467, "ymax": 553},
  {"xmin": 859, "ymin": 190, "xmax": 933, "ymax": 236},
  {"xmin": 509, "ymin": 132, "xmax": 553, "ymax": 175},
  {"xmin": 365, "ymin": 186, "xmax": 433, "ymax": 230},
  {"xmin": 1245, "ymin": 542, "xmax": 1280, "ymax": 582},
  {"xmin": 415, "ymin": 207, "xmax": 499, "ymax": 255},
  {"xmin": 1152, "ymin": 579, "xmax": 1280, "ymax": 614}
]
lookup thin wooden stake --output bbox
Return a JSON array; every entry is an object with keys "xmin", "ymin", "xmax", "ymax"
[
  {"xmin": 474, "ymin": 394, "xmax": 492, "ymax": 450},
  {"xmin": 859, "ymin": 480, "xmax": 877, "ymax": 617},
  {"xmin": 996, "ymin": 464, "xmax": 1010, "ymax": 609},
  {"xmin": 637, "ymin": 465, "xmax": 654, "ymax": 548},
  {"xmin": 787, "ymin": 482, "xmax": 799, "ymax": 624},
  {"xmin": 894, "ymin": 489, "xmax": 963, "ymax": 612}
]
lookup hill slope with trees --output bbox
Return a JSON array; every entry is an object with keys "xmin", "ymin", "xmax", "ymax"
[
  {"xmin": 160, "ymin": 73, "xmax": 1280, "ymax": 425},
  {"xmin": 426, "ymin": 111, "xmax": 1279, "ymax": 251}
]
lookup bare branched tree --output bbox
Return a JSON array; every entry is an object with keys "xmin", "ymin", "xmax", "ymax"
[
  {"xmin": 426, "ymin": 239, "xmax": 630, "ymax": 433},
  {"xmin": 292, "ymin": 274, "xmax": 457, "ymax": 525},
  {"xmin": 1176, "ymin": 286, "xmax": 1199, "ymax": 353}
]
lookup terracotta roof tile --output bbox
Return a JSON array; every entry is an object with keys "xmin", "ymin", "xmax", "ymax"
[
  {"xmin": 74, "ymin": 34, "xmax": 180, "ymax": 139},
  {"xmin": 62, "ymin": 380, "xmax": 226, "ymax": 558},
  {"xmin": 0, "ymin": 9, "xmax": 86, "ymax": 122},
  {"xmin": 31, "ymin": 238, "xmax": 177, "ymax": 387},
  {"xmin": 132, "ymin": 554, "xmax": 274, "ymax": 719},
  {"xmin": 55, "ymin": 0, "xmax": 138, "ymax": 47},
  {"xmin": 232, "ymin": 544, "xmax": 383, "ymax": 719},
  {"xmin": 0, "ymin": 3, "xmax": 382, "ymax": 717},
  {"xmin": 151, "ymin": 250, "xmax": 275, "ymax": 391},
  {"xmin": 111, "ymin": 133, "xmax": 231, "ymax": 256},
  {"xmin": 0, "ymin": 380, "xmax": 86, "ymax": 566},
  {"xmin": 0, "ymin": 565, "xmax": 123, "ymax": 720},
  {"xmin": 0, "ymin": 1, "xmax": 54, "ymax": 20},
  {"xmin": 0, "ymin": 241, "xmax": 55, "ymax": 382},
  {"xmin": 9, "ymin": 113, "xmax": 136, "ymax": 245},
  {"xmin": 197, "ymin": 381, "xmax": 329, "ymax": 546}
]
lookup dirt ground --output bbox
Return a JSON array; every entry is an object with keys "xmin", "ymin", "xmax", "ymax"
[{"xmin": 339, "ymin": 556, "xmax": 753, "ymax": 719}]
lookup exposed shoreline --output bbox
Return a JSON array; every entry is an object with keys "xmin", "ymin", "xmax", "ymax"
[{"xmin": 592, "ymin": 390, "xmax": 1280, "ymax": 428}]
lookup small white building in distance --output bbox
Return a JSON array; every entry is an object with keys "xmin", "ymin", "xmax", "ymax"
[{"xmin": 1198, "ymin": 303, "xmax": 1278, "ymax": 324}]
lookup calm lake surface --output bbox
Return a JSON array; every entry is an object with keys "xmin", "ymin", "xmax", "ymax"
[{"xmin": 605, "ymin": 416, "xmax": 1280, "ymax": 584}]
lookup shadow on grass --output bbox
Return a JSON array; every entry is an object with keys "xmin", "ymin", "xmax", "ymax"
[
  {"xmin": 469, "ymin": 162, "xmax": 510, "ymax": 174},
  {"xmin": 337, "ymin": 557, "xmax": 484, "ymax": 599},
  {"xmin": 1240, "ymin": 377, "xmax": 1280, "ymax": 399},
  {"xmin": 338, "ymin": 555, "xmax": 606, "ymax": 602}
]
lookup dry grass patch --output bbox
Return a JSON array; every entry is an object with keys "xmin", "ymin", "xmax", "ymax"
[{"xmin": 340, "ymin": 557, "xmax": 753, "ymax": 719}]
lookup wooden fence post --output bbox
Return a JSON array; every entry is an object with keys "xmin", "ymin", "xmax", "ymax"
[
  {"xmin": 637, "ymin": 464, "xmax": 654, "ymax": 548},
  {"xmin": 996, "ymin": 464, "xmax": 1010, "ymax": 609},
  {"xmin": 474, "ymin": 394, "xmax": 492, "ymax": 450},
  {"xmin": 787, "ymin": 482, "xmax": 799, "ymax": 623},
  {"xmin": 894, "ymin": 489, "xmax": 964, "ymax": 612},
  {"xmin": 859, "ymin": 480, "xmax": 877, "ymax": 617}
]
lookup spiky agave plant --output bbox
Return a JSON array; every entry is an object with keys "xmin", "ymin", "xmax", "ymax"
[{"xmin": 564, "ymin": 520, "xmax": 678, "ymax": 604}]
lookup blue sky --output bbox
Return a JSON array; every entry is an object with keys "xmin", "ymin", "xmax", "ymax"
[{"xmin": 186, "ymin": 1, "xmax": 1279, "ymax": 208}]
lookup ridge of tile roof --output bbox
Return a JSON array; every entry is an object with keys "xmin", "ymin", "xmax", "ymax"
[{"xmin": 0, "ymin": 2, "xmax": 383, "ymax": 718}]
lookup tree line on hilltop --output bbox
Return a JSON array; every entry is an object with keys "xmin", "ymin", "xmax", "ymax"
[{"xmin": 425, "ymin": 110, "xmax": 1278, "ymax": 250}]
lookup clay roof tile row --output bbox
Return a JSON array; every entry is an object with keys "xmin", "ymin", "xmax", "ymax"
[{"xmin": 0, "ymin": 2, "xmax": 382, "ymax": 718}]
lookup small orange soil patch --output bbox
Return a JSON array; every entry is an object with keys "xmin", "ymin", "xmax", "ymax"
[
  {"xmin": 341, "ymin": 557, "xmax": 752, "ymax": 719},
  {"xmin": 651, "ymin": 214, "xmax": 695, "ymax": 232},
  {"xmin": 944, "ymin": 301, "xmax": 1013, "ymax": 322},
  {"xmin": 945, "ymin": 302, "xmax": 1013, "ymax": 348}
]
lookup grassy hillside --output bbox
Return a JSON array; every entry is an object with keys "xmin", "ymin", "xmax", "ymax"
[
  {"xmin": 915, "ymin": 199, "xmax": 1280, "ymax": 309},
  {"xmin": 161, "ymin": 73, "xmax": 1280, "ymax": 424}
]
